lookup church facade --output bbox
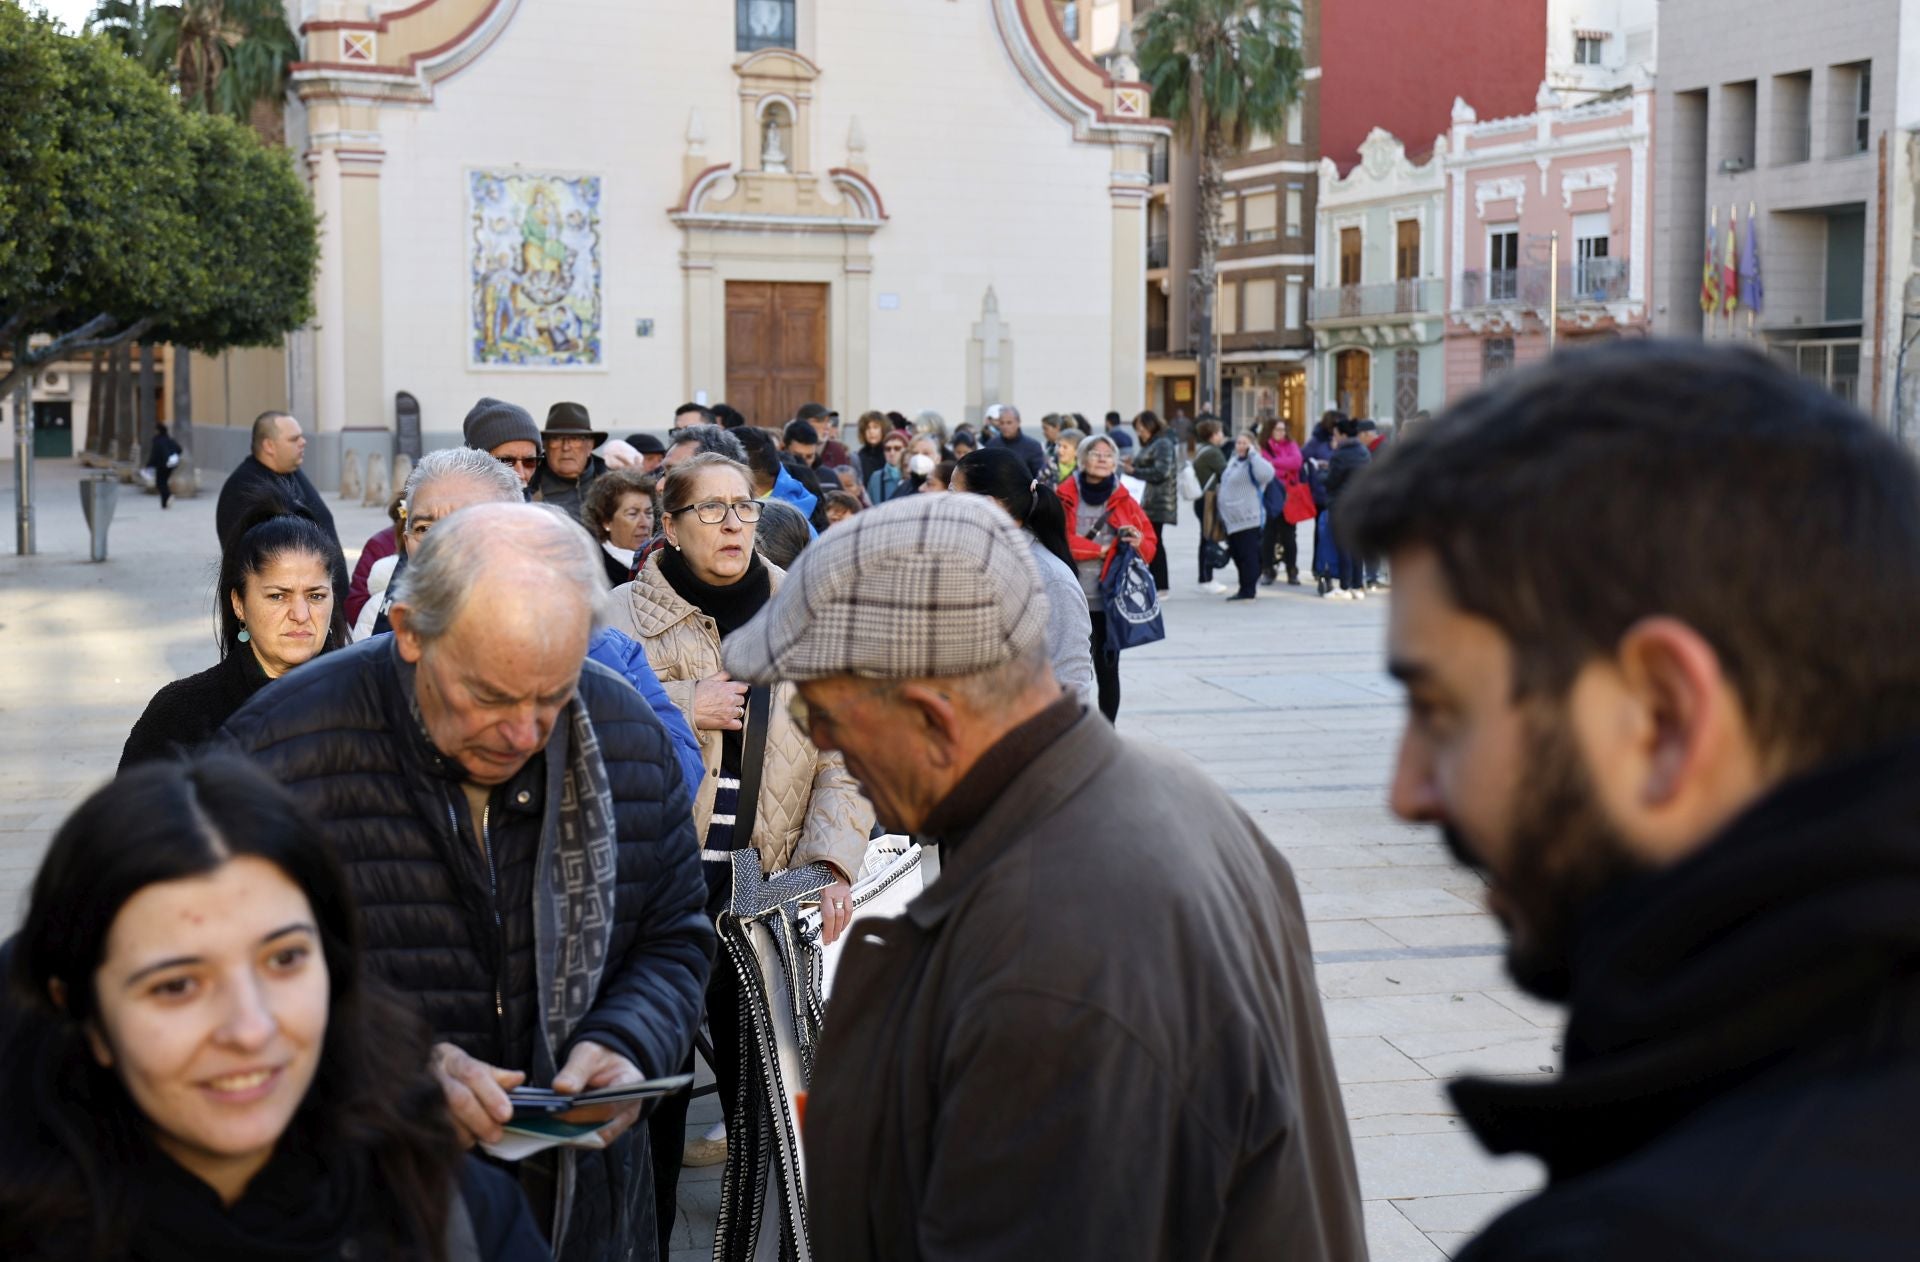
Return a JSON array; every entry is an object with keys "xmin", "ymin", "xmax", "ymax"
[{"xmin": 192, "ymin": 0, "xmax": 1163, "ymax": 479}]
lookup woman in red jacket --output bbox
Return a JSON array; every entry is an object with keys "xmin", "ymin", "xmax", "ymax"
[
  {"xmin": 1056, "ymin": 434, "xmax": 1157, "ymax": 722},
  {"xmin": 1258, "ymin": 414, "xmax": 1305, "ymax": 586}
]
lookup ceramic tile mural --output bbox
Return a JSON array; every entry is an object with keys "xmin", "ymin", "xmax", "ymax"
[{"xmin": 469, "ymin": 170, "xmax": 602, "ymax": 367}]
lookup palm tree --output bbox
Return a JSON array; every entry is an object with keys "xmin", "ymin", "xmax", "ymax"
[
  {"xmin": 1136, "ymin": 0, "xmax": 1302, "ymax": 414},
  {"xmin": 143, "ymin": 0, "xmax": 297, "ymax": 133}
]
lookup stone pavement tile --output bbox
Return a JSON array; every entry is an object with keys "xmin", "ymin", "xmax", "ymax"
[
  {"xmin": 1303, "ymin": 888, "xmax": 1485, "ymax": 921},
  {"xmin": 1363, "ymin": 1199, "xmax": 1449, "ymax": 1261},
  {"xmin": 1308, "ymin": 919, "xmax": 1404, "ymax": 953},
  {"xmin": 1483, "ymin": 987, "xmax": 1568, "ymax": 1030},
  {"xmin": 1373, "ymin": 914, "xmax": 1505, "ymax": 949},
  {"xmin": 1330, "ymin": 1036, "xmax": 1432, "ymax": 1084},
  {"xmin": 1386, "ymin": 1029, "xmax": 1563, "ymax": 1078},
  {"xmin": 1392, "ymin": 1188, "xmax": 1532, "ymax": 1237},
  {"xmin": 1297, "ymin": 863, "xmax": 1490, "ymax": 897},
  {"xmin": 1351, "ymin": 1129, "xmax": 1545, "ymax": 1201},
  {"xmin": 1340, "ymin": 1078, "xmax": 1471, "ymax": 1139},
  {"xmin": 1323, "ymin": 993, "xmax": 1537, "ymax": 1039},
  {"xmin": 1316, "ymin": 955, "xmax": 1512, "ymax": 1000},
  {"xmin": 1285, "ymin": 842, "xmax": 1403, "ymax": 869}
]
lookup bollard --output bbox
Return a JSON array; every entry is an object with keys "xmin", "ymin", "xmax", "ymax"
[{"xmin": 79, "ymin": 472, "xmax": 119, "ymax": 562}]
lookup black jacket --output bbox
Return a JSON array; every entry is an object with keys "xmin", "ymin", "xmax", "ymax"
[
  {"xmin": 1324, "ymin": 442, "xmax": 1370, "ymax": 507},
  {"xmin": 215, "ymin": 455, "xmax": 338, "ymax": 547},
  {"xmin": 530, "ymin": 455, "xmax": 608, "ymax": 522},
  {"xmin": 219, "ymin": 637, "xmax": 712, "ymax": 1262},
  {"xmin": 984, "ymin": 427, "xmax": 1051, "ymax": 483},
  {"xmin": 121, "ymin": 648, "xmax": 273, "ymax": 772},
  {"xmin": 1454, "ymin": 734, "xmax": 1920, "ymax": 1261}
]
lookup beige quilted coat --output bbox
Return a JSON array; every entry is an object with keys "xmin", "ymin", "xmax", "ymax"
[{"xmin": 608, "ymin": 553, "xmax": 874, "ymax": 881}]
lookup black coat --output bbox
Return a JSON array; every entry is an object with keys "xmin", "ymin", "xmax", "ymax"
[
  {"xmin": 215, "ymin": 455, "xmax": 339, "ymax": 547},
  {"xmin": 218, "ymin": 637, "xmax": 713, "ymax": 1262},
  {"xmin": 120, "ymin": 648, "xmax": 272, "ymax": 772},
  {"xmin": 1324, "ymin": 442, "xmax": 1370, "ymax": 507},
  {"xmin": 984, "ymin": 427, "xmax": 1051, "ymax": 483},
  {"xmin": 1454, "ymin": 734, "xmax": 1920, "ymax": 1261}
]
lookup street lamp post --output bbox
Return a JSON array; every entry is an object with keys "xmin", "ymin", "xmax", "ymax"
[{"xmin": 12, "ymin": 371, "xmax": 33, "ymax": 556}]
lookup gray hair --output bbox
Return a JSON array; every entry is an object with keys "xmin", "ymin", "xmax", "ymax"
[
  {"xmin": 666, "ymin": 423, "xmax": 747, "ymax": 462},
  {"xmin": 391, "ymin": 502, "xmax": 611, "ymax": 642},
  {"xmin": 753, "ymin": 498, "xmax": 811, "ymax": 569},
  {"xmin": 913, "ymin": 410, "xmax": 947, "ymax": 442},
  {"xmin": 402, "ymin": 446, "xmax": 524, "ymax": 518},
  {"xmin": 1080, "ymin": 434, "xmax": 1120, "ymax": 461}
]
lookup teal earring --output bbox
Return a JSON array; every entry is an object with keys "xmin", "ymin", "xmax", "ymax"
[{"xmin": 238, "ymin": 625, "xmax": 251, "ymax": 643}]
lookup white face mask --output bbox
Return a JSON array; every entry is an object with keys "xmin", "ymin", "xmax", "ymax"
[{"xmin": 908, "ymin": 453, "xmax": 936, "ymax": 477}]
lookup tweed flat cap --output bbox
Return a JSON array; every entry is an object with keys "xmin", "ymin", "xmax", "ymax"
[{"xmin": 723, "ymin": 494, "xmax": 1047, "ymax": 683}]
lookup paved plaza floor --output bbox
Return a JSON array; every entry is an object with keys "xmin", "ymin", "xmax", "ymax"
[{"xmin": 1, "ymin": 458, "xmax": 1549, "ymax": 1259}]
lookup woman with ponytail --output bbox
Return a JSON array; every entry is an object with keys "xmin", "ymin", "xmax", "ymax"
[
  {"xmin": 119, "ymin": 495, "xmax": 350, "ymax": 770},
  {"xmin": 952, "ymin": 448, "xmax": 1097, "ymax": 710}
]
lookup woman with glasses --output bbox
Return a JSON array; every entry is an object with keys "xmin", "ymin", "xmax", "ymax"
[
  {"xmin": 580, "ymin": 467, "xmax": 658, "ymax": 587},
  {"xmin": 121, "ymin": 494, "xmax": 350, "ymax": 771},
  {"xmin": 607, "ymin": 453, "xmax": 873, "ymax": 1253},
  {"xmin": 864, "ymin": 430, "xmax": 909, "ymax": 504}
]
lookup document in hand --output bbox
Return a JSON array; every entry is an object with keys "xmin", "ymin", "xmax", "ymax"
[{"xmin": 481, "ymin": 1073, "xmax": 696, "ymax": 1161}]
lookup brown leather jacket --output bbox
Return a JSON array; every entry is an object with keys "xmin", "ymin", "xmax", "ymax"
[
  {"xmin": 608, "ymin": 554, "xmax": 873, "ymax": 881},
  {"xmin": 806, "ymin": 710, "xmax": 1365, "ymax": 1260}
]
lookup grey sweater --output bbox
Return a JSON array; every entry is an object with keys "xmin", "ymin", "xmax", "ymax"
[{"xmin": 1032, "ymin": 538, "xmax": 1099, "ymax": 710}]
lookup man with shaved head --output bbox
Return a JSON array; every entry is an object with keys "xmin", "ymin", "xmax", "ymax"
[
  {"xmin": 215, "ymin": 410, "xmax": 339, "ymax": 547},
  {"xmin": 221, "ymin": 502, "xmax": 712, "ymax": 1262}
]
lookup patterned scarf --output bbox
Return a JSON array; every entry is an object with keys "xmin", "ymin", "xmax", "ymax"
[{"xmin": 537, "ymin": 699, "xmax": 620, "ymax": 1067}]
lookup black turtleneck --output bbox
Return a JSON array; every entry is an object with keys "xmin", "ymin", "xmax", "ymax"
[
  {"xmin": 120, "ymin": 647, "xmax": 274, "ymax": 772},
  {"xmin": 1077, "ymin": 471, "xmax": 1116, "ymax": 506},
  {"xmin": 659, "ymin": 545, "xmax": 772, "ymax": 637}
]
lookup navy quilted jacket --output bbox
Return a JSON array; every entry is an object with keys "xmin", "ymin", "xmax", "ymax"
[{"xmin": 219, "ymin": 636, "xmax": 711, "ymax": 1260}]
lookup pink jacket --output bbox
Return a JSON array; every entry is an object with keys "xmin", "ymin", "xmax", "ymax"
[{"xmin": 1263, "ymin": 438, "xmax": 1304, "ymax": 487}]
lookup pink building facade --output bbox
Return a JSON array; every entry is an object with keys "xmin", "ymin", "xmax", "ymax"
[{"xmin": 1443, "ymin": 78, "xmax": 1655, "ymax": 400}]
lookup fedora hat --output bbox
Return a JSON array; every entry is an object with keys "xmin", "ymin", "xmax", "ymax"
[{"xmin": 543, "ymin": 401, "xmax": 607, "ymax": 444}]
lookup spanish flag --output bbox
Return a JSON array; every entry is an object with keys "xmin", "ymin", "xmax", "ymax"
[
  {"xmin": 1722, "ymin": 204, "xmax": 1741, "ymax": 315},
  {"xmin": 1700, "ymin": 208, "xmax": 1721, "ymax": 315}
]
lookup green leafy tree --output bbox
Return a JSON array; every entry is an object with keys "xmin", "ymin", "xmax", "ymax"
[
  {"xmin": 1136, "ymin": 0, "xmax": 1302, "ymax": 413},
  {"xmin": 1, "ymin": 8, "xmax": 316, "ymax": 452}
]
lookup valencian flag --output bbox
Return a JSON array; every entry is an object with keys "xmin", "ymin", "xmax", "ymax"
[
  {"xmin": 1700, "ymin": 208, "xmax": 1721, "ymax": 314},
  {"xmin": 1722, "ymin": 204, "xmax": 1741, "ymax": 315},
  {"xmin": 1740, "ymin": 202, "xmax": 1765, "ymax": 314}
]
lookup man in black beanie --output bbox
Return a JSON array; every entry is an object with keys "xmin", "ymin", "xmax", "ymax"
[
  {"xmin": 462, "ymin": 396, "xmax": 543, "ymax": 492},
  {"xmin": 531, "ymin": 401, "xmax": 608, "ymax": 521}
]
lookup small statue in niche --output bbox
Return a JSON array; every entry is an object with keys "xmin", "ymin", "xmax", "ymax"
[{"xmin": 762, "ymin": 108, "xmax": 790, "ymax": 173}]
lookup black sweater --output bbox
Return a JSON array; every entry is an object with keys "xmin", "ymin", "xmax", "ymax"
[{"xmin": 120, "ymin": 648, "xmax": 272, "ymax": 773}]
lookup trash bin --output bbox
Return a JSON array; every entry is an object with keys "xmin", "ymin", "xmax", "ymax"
[{"xmin": 79, "ymin": 472, "xmax": 118, "ymax": 562}]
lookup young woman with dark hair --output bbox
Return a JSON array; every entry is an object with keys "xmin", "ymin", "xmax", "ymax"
[
  {"xmin": 1256, "ymin": 414, "xmax": 1304, "ymax": 586},
  {"xmin": 120, "ymin": 496, "xmax": 351, "ymax": 771},
  {"xmin": 952, "ymin": 449, "xmax": 1097, "ymax": 709},
  {"xmin": 0, "ymin": 755, "xmax": 544, "ymax": 1261}
]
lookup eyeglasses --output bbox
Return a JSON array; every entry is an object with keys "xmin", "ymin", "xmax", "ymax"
[
  {"xmin": 883, "ymin": 444, "xmax": 906, "ymax": 454},
  {"xmin": 496, "ymin": 455, "xmax": 542, "ymax": 471},
  {"xmin": 668, "ymin": 499, "xmax": 764, "ymax": 525},
  {"xmin": 787, "ymin": 681, "xmax": 896, "ymax": 733}
]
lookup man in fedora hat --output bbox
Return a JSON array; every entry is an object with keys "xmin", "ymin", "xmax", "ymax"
[{"xmin": 532, "ymin": 400, "xmax": 608, "ymax": 521}]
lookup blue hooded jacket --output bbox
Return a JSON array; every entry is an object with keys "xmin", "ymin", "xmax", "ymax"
[
  {"xmin": 770, "ymin": 464, "xmax": 821, "ymax": 536},
  {"xmin": 587, "ymin": 627, "xmax": 705, "ymax": 802}
]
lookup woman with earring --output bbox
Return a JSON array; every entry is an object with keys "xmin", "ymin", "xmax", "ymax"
[
  {"xmin": 0, "ymin": 754, "xmax": 547, "ymax": 1260},
  {"xmin": 607, "ymin": 452, "xmax": 873, "ymax": 1258},
  {"xmin": 120, "ymin": 496, "xmax": 350, "ymax": 771}
]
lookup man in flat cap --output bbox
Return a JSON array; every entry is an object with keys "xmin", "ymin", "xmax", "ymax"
[
  {"xmin": 532, "ymin": 400, "xmax": 609, "ymax": 520},
  {"xmin": 723, "ymin": 495, "xmax": 1364, "ymax": 1262}
]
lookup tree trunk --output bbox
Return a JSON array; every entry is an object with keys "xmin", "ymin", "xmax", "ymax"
[
  {"xmin": 86, "ymin": 347, "xmax": 108, "ymax": 457},
  {"xmin": 1192, "ymin": 114, "xmax": 1225, "ymax": 418},
  {"xmin": 113, "ymin": 341, "xmax": 136, "ymax": 466},
  {"xmin": 171, "ymin": 344, "xmax": 197, "ymax": 495},
  {"xmin": 137, "ymin": 341, "xmax": 157, "ymax": 458},
  {"xmin": 97, "ymin": 346, "xmax": 119, "ymax": 459}
]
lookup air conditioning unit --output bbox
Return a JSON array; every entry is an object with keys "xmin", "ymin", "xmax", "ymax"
[
  {"xmin": 39, "ymin": 369, "xmax": 69, "ymax": 396},
  {"xmin": 1719, "ymin": 157, "xmax": 1750, "ymax": 175}
]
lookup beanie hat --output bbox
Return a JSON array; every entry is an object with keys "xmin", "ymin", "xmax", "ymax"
[{"xmin": 463, "ymin": 397, "xmax": 541, "ymax": 453}]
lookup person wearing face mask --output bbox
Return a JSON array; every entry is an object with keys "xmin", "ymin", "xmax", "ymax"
[
  {"xmin": 0, "ymin": 755, "xmax": 549, "ymax": 1261},
  {"xmin": 606, "ymin": 453, "xmax": 873, "ymax": 1256},
  {"xmin": 220, "ymin": 504, "xmax": 713, "ymax": 1262},
  {"xmin": 121, "ymin": 496, "xmax": 350, "ymax": 772},
  {"xmin": 1054, "ymin": 434, "xmax": 1156, "ymax": 722},
  {"xmin": 899, "ymin": 435, "xmax": 942, "ymax": 498}
]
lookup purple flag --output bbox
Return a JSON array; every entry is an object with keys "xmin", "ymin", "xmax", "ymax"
[{"xmin": 1740, "ymin": 207, "xmax": 1764, "ymax": 315}]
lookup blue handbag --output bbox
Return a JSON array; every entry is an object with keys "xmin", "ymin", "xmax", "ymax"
[
  {"xmin": 1099, "ymin": 542, "xmax": 1166, "ymax": 653},
  {"xmin": 1257, "ymin": 459, "xmax": 1288, "ymax": 519}
]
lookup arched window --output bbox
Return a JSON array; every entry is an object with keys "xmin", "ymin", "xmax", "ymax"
[{"xmin": 738, "ymin": 0, "xmax": 795, "ymax": 52}]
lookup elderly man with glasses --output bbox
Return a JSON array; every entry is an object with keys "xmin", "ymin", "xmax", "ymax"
[{"xmin": 462, "ymin": 396, "xmax": 544, "ymax": 491}]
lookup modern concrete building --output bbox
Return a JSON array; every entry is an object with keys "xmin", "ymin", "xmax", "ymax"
[
  {"xmin": 1308, "ymin": 128, "xmax": 1447, "ymax": 421},
  {"xmin": 1653, "ymin": 0, "xmax": 1920, "ymax": 426}
]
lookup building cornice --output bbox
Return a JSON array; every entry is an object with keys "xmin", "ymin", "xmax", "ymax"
[
  {"xmin": 990, "ymin": 0, "xmax": 1169, "ymax": 146},
  {"xmin": 292, "ymin": 0, "xmax": 522, "ymax": 105}
]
